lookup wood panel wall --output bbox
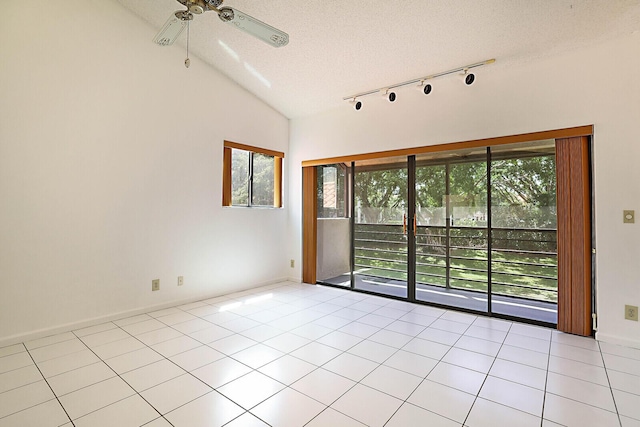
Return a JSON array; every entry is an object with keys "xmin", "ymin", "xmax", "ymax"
[
  {"xmin": 302, "ymin": 167, "xmax": 317, "ymax": 284},
  {"xmin": 556, "ymin": 136, "xmax": 592, "ymax": 336}
]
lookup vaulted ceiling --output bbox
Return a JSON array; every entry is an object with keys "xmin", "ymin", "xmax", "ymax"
[{"xmin": 116, "ymin": 0, "xmax": 640, "ymax": 118}]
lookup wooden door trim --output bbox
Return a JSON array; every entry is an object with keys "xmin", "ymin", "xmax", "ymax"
[
  {"xmin": 302, "ymin": 167, "xmax": 317, "ymax": 284},
  {"xmin": 302, "ymin": 125, "xmax": 592, "ymax": 167}
]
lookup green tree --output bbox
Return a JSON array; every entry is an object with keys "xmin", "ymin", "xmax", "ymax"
[
  {"xmin": 355, "ymin": 168, "xmax": 407, "ymax": 224},
  {"xmin": 231, "ymin": 150, "xmax": 274, "ymax": 206},
  {"xmin": 491, "ymin": 155, "xmax": 556, "ymax": 229},
  {"xmin": 251, "ymin": 153, "xmax": 274, "ymax": 206}
]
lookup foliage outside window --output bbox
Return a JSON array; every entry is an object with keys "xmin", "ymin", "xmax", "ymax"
[{"xmin": 223, "ymin": 141, "xmax": 283, "ymax": 208}]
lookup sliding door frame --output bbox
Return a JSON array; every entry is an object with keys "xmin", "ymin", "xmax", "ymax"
[{"xmin": 303, "ymin": 125, "xmax": 594, "ymax": 333}]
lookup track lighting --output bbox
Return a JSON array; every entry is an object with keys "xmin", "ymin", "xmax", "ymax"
[
  {"xmin": 418, "ymin": 80, "xmax": 432, "ymax": 95},
  {"xmin": 461, "ymin": 69, "xmax": 475, "ymax": 85},
  {"xmin": 343, "ymin": 58, "xmax": 494, "ymax": 108},
  {"xmin": 383, "ymin": 89, "xmax": 397, "ymax": 103},
  {"xmin": 350, "ymin": 98, "xmax": 363, "ymax": 111}
]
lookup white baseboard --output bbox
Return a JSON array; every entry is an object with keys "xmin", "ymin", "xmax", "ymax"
[
  {"xmin": 595, "ymin": 331, "xmax": 640, "ymax": 350},
  {"xmin": 0, "ymin": 277, "xmax": 289, "ymax": 348}
]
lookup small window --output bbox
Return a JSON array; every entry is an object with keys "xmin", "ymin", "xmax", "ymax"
[{"xmin": 223, "ymin": 141, "xmax": 284, "ymax": 208}]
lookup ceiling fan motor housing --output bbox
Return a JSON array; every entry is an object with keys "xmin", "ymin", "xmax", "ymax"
[{"xmin": 178, "ymin": 0, "xmax": 223, "ymax": 14}]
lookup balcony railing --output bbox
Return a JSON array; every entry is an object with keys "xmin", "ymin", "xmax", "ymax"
[{"xmin": 354, "ymin": 223, "xmax": 558, "ymax": 303}]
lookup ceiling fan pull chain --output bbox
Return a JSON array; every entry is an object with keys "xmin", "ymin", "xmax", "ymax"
[{"xmin": 185, "ymin": 19, "xmax": 191, "ymax": 68}]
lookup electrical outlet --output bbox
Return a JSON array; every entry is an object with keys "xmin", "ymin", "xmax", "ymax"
[
  {"xmin": 625, "ymin": 305, "xmax": 638, "ymax": 321},
  {"xmin": 178, "ymin": 276, "xmax": 184, "ymax": 286},
  {"xmin": 152, "ymin": 279, "xmax": 160, "ymax": 291},
  {"xmin": 290, "ymin": 259, "xmax": 295, "ymax": 268},
  {"xmin": 623, "ymin": 210, "xmax": 635, "ymax": 224}
]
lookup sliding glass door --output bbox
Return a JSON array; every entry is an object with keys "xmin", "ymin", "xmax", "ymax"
[
  {"xmin": 414, "ymin": 149, "xmax": 489, "ymax": 312},
  {"xmin": 353, "ymin": 157, "xmax": 409, "ymax": 298},
  {"xmin": 489, "ymin": 142, "xmax": 558, "ymax": 323},
  {"xmin": 314, "ymin": 140, "xmax": 558, "ymax": 325}
]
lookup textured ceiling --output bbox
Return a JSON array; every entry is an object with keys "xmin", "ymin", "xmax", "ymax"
[{"xmin": 116, "ymin": 0, "xmax": 640, "ymax": 118}]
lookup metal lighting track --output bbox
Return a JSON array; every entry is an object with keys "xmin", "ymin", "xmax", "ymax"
[{"xmin": 343, "ymin": 58, "xmax": 496, "ymax": 101}]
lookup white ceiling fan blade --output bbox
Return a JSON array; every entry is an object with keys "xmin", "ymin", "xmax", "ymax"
[
  {"xmin": 218, "ymin": 7, "xmax": 289, "ymax": 48},
  {"xmin": 153, "ymin": 11, "xmax": 189, "ymax": 46}
]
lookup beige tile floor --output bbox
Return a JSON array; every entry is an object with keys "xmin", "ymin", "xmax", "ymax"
[{"xmin": 0, "ymin": 282, "xmax": 638, "ymax": 426}]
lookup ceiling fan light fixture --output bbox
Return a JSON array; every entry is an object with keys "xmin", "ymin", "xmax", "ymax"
[
  {"xmin": 217, "ymin": 7, "xmax": 289, "ymax": 47},
  {"xmin": 156, "ymin": 0, "xmax": 290, "ymax": 54},
  {"xmin": 188, "ymin": 0, "xmax": 207, "ymax": 14},
  {"xmin": 153, "ymin": 11, "xmax": 190, "ymax": 46}
]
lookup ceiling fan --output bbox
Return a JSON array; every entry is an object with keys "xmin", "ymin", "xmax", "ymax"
[{"xmin": 154, "ymin": 0, "xmax": 289, "ymax": 50}]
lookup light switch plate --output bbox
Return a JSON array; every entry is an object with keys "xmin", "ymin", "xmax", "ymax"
[{"xmin": 623, "ymin": 210, "xmax": 635, "ymax": 224}]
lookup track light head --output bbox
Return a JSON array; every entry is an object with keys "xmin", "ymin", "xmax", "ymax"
[
  {"xmin": 350, "ymin": 98, "xmax": 363, "ymax": 111},
  {"xmin": 417, "ymin": 80, "xmax": 432, "ymax": 95},
  {"xmin": 421, "ymin": 82, "xmax": 433, "ymax": 95},
  {"xmin": 461, "ymin": 69, "xmax": 475, "ymax": 85},
  {"xmin": 382, "ymin": 89, "xmax": 397, "ymax": 103}
]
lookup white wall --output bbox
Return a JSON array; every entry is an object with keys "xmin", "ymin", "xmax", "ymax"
[
  {"xmin": 0, "ymin": 0, "xmax": 289, "ymax": 344},
  {"xmin": 288, "ymin": 33, "xmax": 640, "ymax": 347}
]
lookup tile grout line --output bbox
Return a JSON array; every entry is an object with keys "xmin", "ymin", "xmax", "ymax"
[
  {"xmin": 215, "ymin": 288, "xmax": 432, "ymax": 425},
  {"xmin": 539, "ymin": 329, "xmax": 553, "ymax": 427},
  {"xmin": 21, "ymin": 342, "xmax": 76, "ymax": 427},
  {"xmin": 297, "ymin": 292, "xmax": 448, "ymax": 426},
  {"xmin": 2, "ymin": 285, "xmax": 302, "ymax": 426},
  {"xmin": 597, "ymin": 340, "xmax": 624, "ymax": 427},
  {"xmin": 71, "ymin": 328, "xmax": 174, "ymax": 427},
  {"xmin": 380, "ymin": 308, "xmax": 464, "ymax": 426},
  {"xmin": 459, "ymin": 319, "xmax": 514, "ymax": 426}
]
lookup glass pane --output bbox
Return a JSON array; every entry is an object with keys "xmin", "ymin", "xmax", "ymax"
[
  {"xmin": 252, "ymin": 153, "xmax": 274, "ymax": 206},
  {"xmin": 415, "ymin": 164, "xmax": 448, "ymax": 302},
  {"xmin": 414, "ymin": 150, "xmax": 489, "ymax": 312},
  {"xmin": 317, "ymin": 164, "xmax": 347, "ymax": 218},
  {"xmin": 415, "ymin": 165, "xmax": 446, "ymax": 227},
  {"xmin": 490, "ymin": 141, "xmax": 558, "ymax": 323},
  {"xmin": 231, "ymin": 148, "xmax": 249, "ymax": 206},
  {"xmin": 353, "ymin": 157, "xmax": 408, "ymax": 298},
  {"xmin": 316, "ymin": 164, "xmax": 351, "ymax": 287},
  {"xmin": 449, "ymin": 161, "xmax": 488, "ymax": 228},
  {"xmin": 447, "ymin": 160, "xmax": 488, "ymax": 311}
]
